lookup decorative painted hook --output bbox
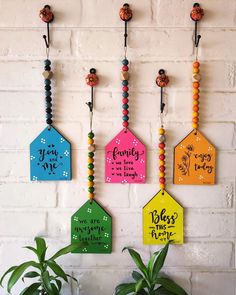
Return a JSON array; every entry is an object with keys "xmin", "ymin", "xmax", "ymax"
[
  {"xmin": 39, "ymin": 5, "xmax": 54, "ymax": 48},
  {"xmin": 119, "ymin": 3, "xmax": 132, "ymax": 48},
  {"xmin": 85, "ymin": 68, "xmax": 99, "ymax": 113},
  {"xmin": 156, "ymin": 69, "xmax": 169, "ymax": 114},
  {"xmin": 190, "ymin": 3, "xmax": 204, "ymax": 47}
]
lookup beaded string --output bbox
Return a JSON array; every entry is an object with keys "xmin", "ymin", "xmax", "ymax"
[
  {"xmin": 39, "ymin": 5, "xmax": 54, "ymax": 127},
  {"xmin": 86, "ymin": 69, "xmax": 99, "ymax": 202},
  {"xmin": 119, "ymin": 3, "xmax": 132, "ymax": 129},
  {"xmin": 156, "ymin": 70, "xmax": 169, "ymax": 192},
  {"xmin": 190, "ymin": 3, "xmax": 204, "ymax": 132}
]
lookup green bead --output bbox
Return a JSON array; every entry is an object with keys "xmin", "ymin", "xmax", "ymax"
[
  {"xmin": 88, "ymin": 132, "xmax": 94, "ymax": 139},
  {"xmin": 88, "ymin": 175, "xmax": 94, "ymax": 181},
  {"xmin": 88, "ymin": 187, "xmax": 95, "ymax": 193},
  {"xmin": 88, "ymin": 163, "xmax": 94, "ymax": 170},
  {"xmin": 88, "ymin": 152, "xmax": 94, "ymax": 158}
]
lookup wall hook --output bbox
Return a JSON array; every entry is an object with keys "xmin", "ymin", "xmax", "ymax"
[
  {"xmin": 85, "ymin": 68, "xmax": 99, "ymax": 113},
  {"xmin": 156, "ymin": 69, "xmax": 169, "ymax": 114},
  {"xmin": 119, "ymin": 3, "xmax": 132, "ymax": 48},
  {"xmin": 190, "ymin": 3, "xmax": 204, "ymax": 47},
  {"xmin": 39, "ymin": 5, "xmax": 54, "ymax": 49}
]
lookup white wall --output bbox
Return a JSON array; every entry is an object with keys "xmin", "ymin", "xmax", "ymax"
[{"xmin": 0, "ymin": 0, "xmax": 235, "ymax": 294}]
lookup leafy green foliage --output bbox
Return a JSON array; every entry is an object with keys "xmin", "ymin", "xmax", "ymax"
[
  {"xmin": 0, "ymin": 237, "xmax": 87, "ymax": 294},
  {"xmin": 116, "ymin": 242, "xmax": 188, "ymax": 295}
]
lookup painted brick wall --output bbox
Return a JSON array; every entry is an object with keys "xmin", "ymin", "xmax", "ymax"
[{"xmin": 0, "ymin": 0, "xmax": 235, "ymax": 294}]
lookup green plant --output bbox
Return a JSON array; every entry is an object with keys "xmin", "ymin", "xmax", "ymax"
[
  {"xmin": 0, "ymin": 237, "xmax": 87, "ymax": 295},
  {"xmin": 115, "ymin": 242, "xmax": 188, "ymax": 295}
]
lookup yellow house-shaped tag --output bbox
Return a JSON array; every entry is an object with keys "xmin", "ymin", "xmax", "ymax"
[{"xmin": 143, "ymin": 190, "xmax": 183, "ymax": 245}]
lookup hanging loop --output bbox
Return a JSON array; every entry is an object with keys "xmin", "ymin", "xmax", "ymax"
[
  {"xmin": 40, "ymin": 5, "xmax": 54, "ymax": 49},
  {"xmin": 190, "ymin": 3, "xmax": 204, "ymax": 47},
  {"xmin": 156, "ymin": 69, "xmax": 169, "ymax": 114}
]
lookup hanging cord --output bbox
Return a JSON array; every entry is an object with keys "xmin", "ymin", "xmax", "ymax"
[
  {"xmin": 190, "ymin": 3, "xmax": 204, "ymax": 133},
  {"xmin": 39, "ymin": 5, "xmax": 54, "ymax": 128},
  {"xmin": 156, "ymin": 69, "xmax": 169, "ymax": 193},
  {"xmin": 86, "ymin": 68, "xmax": 99, "ymax": 203},
  {"xmin": 119, "ymin": 3, "xmax": 132, "ymax": 131}
]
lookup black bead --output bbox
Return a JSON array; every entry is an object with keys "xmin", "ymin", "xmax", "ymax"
[
  {"xmin": 44, "ymin": 65, "xmax": 51, "ymax": 71},
  {"xmin": 46, "ymin": 118, "xmax": 53, "ymax": 125},
  {"xmin": 44, "ymin": 79, "xmax": 51, "ymax": 85},
  {"xmin": 46, "ymin": 102, "xmax": 52, "ymax": 108},
  {"xmin": 46, "ymin": 113, "xmax": 53, "ymax": 119},
  {"xmin": 44, "ymin": 85, "xmax": 51, "ymax": 91},
  {"xmin": 45, "ymin": 96, "xmax": 52, "ymax": 102},
  {"xmin": 44, "ymin": 59, "xmax": 51, "ymax": 66},
  {"xmin": 46, "ymin": 107, "xmax": 52, "ymax": 113}
]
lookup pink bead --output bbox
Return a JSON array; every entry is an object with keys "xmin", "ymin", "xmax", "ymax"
[
  {"xmin": 122, "ymin": 86, "xmax": 129, "ymax": 92},
  {"xmin": 159, "ymin": 154, "xmax": 165, "ymax": 161},
  {"xmin": 123, "ymin": 109, "xmax": 129, "ymax": 115},
  {"xmin": 122, "ymin": 98, "xmax": 129, "ymax": 104},
  {"xmin": 122, "ymin": 65, "xmax": 129, "ymax": 71},
  {"xmin": 123, "ymin": 121, "xmax": 129, "ymax": 127}
]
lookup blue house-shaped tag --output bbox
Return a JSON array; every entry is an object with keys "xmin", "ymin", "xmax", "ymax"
[{"xmin": 30, "ymin": 126, "xmax": 71, "ymax": 181}]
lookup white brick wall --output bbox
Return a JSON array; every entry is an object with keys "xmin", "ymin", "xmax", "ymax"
[{"xmin": 0, "ymin": 1, "xmax": 235, "ymax": 295}]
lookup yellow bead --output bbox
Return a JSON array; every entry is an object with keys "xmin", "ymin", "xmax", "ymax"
[
  {"xmin": 88, "ymin": 157, "xmax": 94, "ymax": 164},
  {"xmin": 159, "ymin": 149, "xmax": 165, "ymax": 155},
  {"xmin": 192, "ymin": 123, "xmax": 198, "ymax": 129},
  {"xmin": 159, "ymin": 160, "xmax": 165, "ymax": 166},
  {"xmin": 88, "ymin": 192, "xmax": 94, "ymax": 199},
  {"xmin": 193, "ymin": 100, "xmax": 199, "ymax": 106},
  {"xmin": 192, "ymin": 88, "xmax": 199, "ymax": 94},
  {"xmin": 88, "ymin": 181, "xmax": 94, "ymax": 187},
  {"xmin": 88, "ymin": 169, "xmax": 94, "ymax": 176},
  {"xmin": 192, "ymin": 112, "xmax": 198, "ymax": 118},
  {"xmin": 159, "ymin": 172, "xmax": 165, "ymax": 177},
  {"xmin": 159, "ymin": 128, "xmax": 165, "ymax": 135},
  {"xmin": 193, "ymin": 68, "xmax": 199, "ymax": 73},
  {"xmin": 88, "ymin": 138, "xmax": 94, "ymax": 145},
  {"xmin": 160, "ymin": 184, "xmax": 165, "ymax": 189}
]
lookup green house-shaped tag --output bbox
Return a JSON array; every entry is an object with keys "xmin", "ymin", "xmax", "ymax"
[{"xmin": 71, "ymin": 200, "xmax": 112, "ymax": 253}]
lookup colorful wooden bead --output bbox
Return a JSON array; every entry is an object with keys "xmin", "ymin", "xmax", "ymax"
[
  {"xmin": 42, "ymin": 71, "xmax": 53, "ymax": 79},
  {"xmin": 88, "ymin": 144, "xmax": 96, "ymax": 152},
  {"xmin": 119, "ymin": 4, "xmax": 133, "ymax": 21},
  {"xmin": 193, "ymin": 73, "xmax": 201, "ymax": 82},
  {"xmin": 123, "ymin": 121, "xmax": 129, "ymax": 128},
  {"xmin": 159, "ymin": 135, "xmax": 166, "ymax": 142},
  {"xmin": 190, "ymin": 3, "xmax": 204, "ymax": 21},
  {"xmin": 88, "ymin": 132, "xmax": 94, "ymax": 139},
  {"xmin": 88, "ymin": 192, "xmax": 94, "ymax": 199},
  {"xmin": 122, "ymin": 59, "xmax": 129, "ymax": 65},
  {"xmin": 159, "ymin": 128, "xmax": 165, "ymax": 135},
  {"xmin": 121, "ymin": 71, "xmax": 129, "ymax": 80},
  {"xmin": 39, "ymin": 5, "xmax": 54, "ymax": 23}
]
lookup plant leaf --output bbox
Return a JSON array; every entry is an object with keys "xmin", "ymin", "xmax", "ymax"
[
  {"xmin": 135, "ymin": 278, "xmax": 145, "ymax": 292},
  {"xmin": 123, "ymin": 248, "xmax": 148, "ymax": 279},
  {"xmin": 47, "ymin": 260, "xmax": 68, "ymax": 282},
  {"xmin": 23, "ymin": 246, "xmax": 38, "ymax": 257},
  {"xmin": 22, "ymin": 271, "xmax": 40, "ymax": 282},
  {"xmin": 66, "ymin": 273, "xmax": 78, "ymax": 283},
  {"xmin": 35, "ymin": 237, "xmax": 47, "ymax": 262},
  {"xmin": 49, "ymin": 242, "xmax": 87, "ymax": 261},
  {"xmin": 7, "ymin": 261, "xmax": 40, "ymax": 293},
  {"xmin": 132, "ymin": 271, "xmax": 144, "ymax": 282},
  {"xmin": 55, "ymin": 279, "xmax": 62, "ymax": 292},
  {"xmin": 150, "ymin": 243, "xmax": 169, "ymax": 280},
  {"xmin": 155, "ymin": 278, "xmax": 188, "ymax": 295},
  {"xmin": 42, "ymin": 270, "xmax": 57, "ymax": 295},
  {"xmin": 152, "ymin": 286, "xmax": 176, "ymax": 295},
  {"xmin": 0, "ymin": 266, "xmax": 17, "ymax": 287},
  {"xmin": 19, "ymin": 283, "xmax": 41, "ymax": 295},
  {"xmin": 115, "ymin": 283, "xmax": 136, "ymax": 295}
]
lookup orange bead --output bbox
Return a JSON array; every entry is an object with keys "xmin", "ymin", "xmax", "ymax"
[
  {"xmin": 192, "ymin": 117, "xmax": 199, "ymax": 123},
  {"xmin": 88, "ymin": 169, "xmax": 94, "ymax": 176},
  {"xmin": 88, "ymin": 157, "xmax": 94, "ymax": 163},
  {"xmin": 88, "ymin": 192, "xmax": 94, "ymax": 199},
  {"xmin": 192, "ymin": 112, "xmax": 198, "ymax": 118},
  {"xmin": 193, "ymin": 106, "xmax": 199, "ymax": 112},
  {"xmin": 193, "ymin": 88, "xmax": 199, "ymax": 94},
  {"xmin": 159, "ymin": 128, "xmax": 165, "ymax": 135},
  {"xmin": 193, "ymin": 68, "xmax": 199, "ymax": 74},
  {"xmin": 192, "ymin": 123, "xmax": 198, "ymax": 129},
  {"xmin": 88, "ymin": 138, "xmax": 94, "ymax": 145},
  {"xmin": 159, "ymin": 149, "xmax": 165, "ymax": 155},
  {"xmin": 193, "ymin": 100, "xmax": 199, "ymax": 106},
  {"xmin": 88, "ymin": 181, "xmax": 94, "ymax": 187},
  {"xmin": 159, "ymin": 160, "xmax": 165, "ymax": 166},
  {"xmin": 193, "ymin": 61, "xmax": 200, "ymax": 68},
  {"xmin": 159, "ymin": 172, "xmax": 165, "ymax": 177},
  {"xmin": 160, "ymin": 183, "xmax": 165, "ymax": 189},
  {"xmin": 193, "ymin": 94, "xmax": 199, "ymax": 100},
  {"xmin": 193, "ymin": 82, "xmax": 199, "ymax": 88}
]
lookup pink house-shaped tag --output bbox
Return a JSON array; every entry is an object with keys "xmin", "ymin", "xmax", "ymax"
[{"xmin": 105, "ymin": 128, "xmax": 146, "ymax": 183}]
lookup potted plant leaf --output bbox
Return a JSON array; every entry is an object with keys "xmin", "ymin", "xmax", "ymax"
[
  {"xmin": 115, "ymin": 242, "xmax": 188, "ymax": 295},
  {"xmin": 0, "ymin": 237, "xmax": 87, "ymax": 295}
]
